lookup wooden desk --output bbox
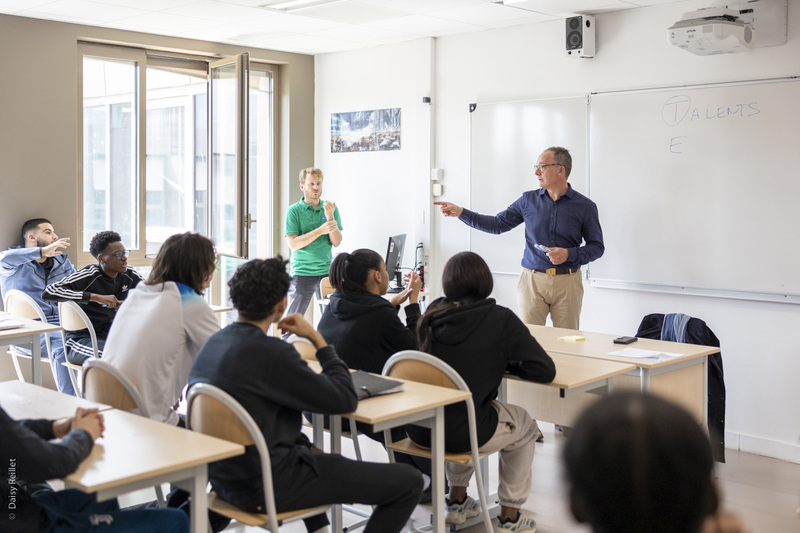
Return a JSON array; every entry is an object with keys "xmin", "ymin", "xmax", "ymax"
[
  {"xmin": 501, "ymin": 352, "xmax": 635, "ymax": 430},
  {"xmin": 526, "ymin": 324, "xmax": 721, "ymax": 423},
  {"xmin": 0, "ymin": 380, "xmax": 110, "ymax": 419},
  {"xmin": 0, "ymin": 316, "xmax": 60, "ymax": 386},
  {"xmin": 65, "ymin": 409, "xmax": 244, "ymax": 533},
  {"xmin": 308, "ymin": 364, "xmax": 470, "ymax": 533}
]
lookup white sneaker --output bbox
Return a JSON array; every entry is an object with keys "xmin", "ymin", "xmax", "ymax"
[
  {"xmin": 444, "ymin": 496, "xmax": 481, "ymax": 525},
  {"xmin": 497, "ymin": 513, "xmax": 537, "ymax": 532}
]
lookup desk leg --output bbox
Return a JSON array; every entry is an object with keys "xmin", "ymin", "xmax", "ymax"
[
  {"xmin": 640, "ymin": 367, "xmax": 650, "ymax": 392},
  {"xmin": 431, "ymin": 405, "xmax": 445, "ymax": 533},
  {"xmin": 702, "ymin": 355, "xmax": 709, "ymax": 432},
  {"xmin": 30, "ymin": 335, "xmax": 41, "ymax": 386},
  {"xmin": 330, "ymin": 415, "xmax": 343, "ymax": 533},
  {"xmin": 190, "ymin": 466, "xmax": 209, "ymax": 533}
]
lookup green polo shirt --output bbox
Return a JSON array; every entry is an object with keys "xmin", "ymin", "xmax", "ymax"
[{"xmin": 285, "ymin": 197, "xmax": 343, "ymax": 276}]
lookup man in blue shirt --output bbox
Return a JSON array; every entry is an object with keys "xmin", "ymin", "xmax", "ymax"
[
  {"xmin": 0, "ymin": 218, "xmax": 76, "ymax": 394},
  {"xmin": 435, "ymin": 146, "xmax": 603, "ymax": 329}
]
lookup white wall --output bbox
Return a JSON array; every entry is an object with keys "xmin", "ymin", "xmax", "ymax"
[
  {"xmin": 315, "ymin": 39, "xmax": 434, "ymax": 272},
  {"xmin": 316, "ymin": 1, "xmax": 800, "ymax": 463}
]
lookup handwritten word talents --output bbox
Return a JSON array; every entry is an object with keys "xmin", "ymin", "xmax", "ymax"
[{"xmin": 662, "ymin": 95, "xmax": 760, "ymax": 127}]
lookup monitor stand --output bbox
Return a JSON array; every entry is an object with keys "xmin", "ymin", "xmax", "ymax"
[{"xmin": 387, "ymin": 270, "xmax": 404, "ymax": 293}]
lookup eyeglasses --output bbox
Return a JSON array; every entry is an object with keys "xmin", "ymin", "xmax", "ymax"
[
  {"xmin": 104, "ymin": 249, "xmax": 130, "ymax": 260},
  {"xmin": 534, "ymin": 163, "xmax": 562, "ymax": 172}
]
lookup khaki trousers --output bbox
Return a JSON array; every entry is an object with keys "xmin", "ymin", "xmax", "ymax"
[
  {"xmin": 516, "ymin": 268, "xmax": 583, "ymax": 329},
  {"xmin": 446, "ymin": 401, "xmax": 538, "ymax": 509}
]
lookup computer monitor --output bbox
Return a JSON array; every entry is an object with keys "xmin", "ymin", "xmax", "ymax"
[{"xmin": 385, "ymin": 234, "xmax": 406, "ymax": 293}]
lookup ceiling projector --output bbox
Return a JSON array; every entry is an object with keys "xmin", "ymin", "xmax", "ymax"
[{"xmin": 668, "ymin": 7, "xmax": 753, "ymax": 55}]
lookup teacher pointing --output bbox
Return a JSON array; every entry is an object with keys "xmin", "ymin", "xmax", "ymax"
[{"xmin": 435, "ymin": 146, "xmax": 604, "ymax": 329}]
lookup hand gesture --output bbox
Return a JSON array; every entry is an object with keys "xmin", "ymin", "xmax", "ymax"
[
  {"xmin": 323, "ymin": 200, "xmax": 336, "ymax": 221},
  {"xmin": 319, "ymin": 220, "xmax": 339, "ymax": 235},
  {"xmin": 433, "ymin": 201, "xmax": 463, "ymax": 218},
  {"xmin": 41, "ymin": 237, "xmax": 70, "ymax": 258},
  {"xmin": 91, "ymin": 294, "xmax": 124, "ymax": 309},
  {"xmin": 546, "ymin": 247, "xmax": 569, "ymax": 266},
  {"xmin": 278, "ymin": 313, "xmax": 327, "ymax": 349},
  {"xmin": 71, "ymin": 407, "xmax": 105, "ymax": 441}
]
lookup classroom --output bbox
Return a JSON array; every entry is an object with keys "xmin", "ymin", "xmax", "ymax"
[{"xmin": 1, "ymin": 0, "xmax": 799, "ymax": 531}]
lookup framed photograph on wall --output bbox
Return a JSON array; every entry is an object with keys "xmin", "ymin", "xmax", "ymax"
[{"xmin": 331, "ymin": 108, "xmax": 400, "ymax": 152}]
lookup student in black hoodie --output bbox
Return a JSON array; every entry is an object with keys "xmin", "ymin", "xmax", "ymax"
[
  {"xmin": 412, "ymin": 251, "xmax": 556, "ymax": 532},
  {"xmin": 318, "ymin": 248, "xmax": 421, "ymax": 374},
  {"xmin": 316, "ymin": 249, "xmax": 435, "ymax": 501}
]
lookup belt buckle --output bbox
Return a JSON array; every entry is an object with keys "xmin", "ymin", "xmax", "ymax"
[{"xmin": 545, "ymin": 268, "xmax": 556, "ymax": 276}]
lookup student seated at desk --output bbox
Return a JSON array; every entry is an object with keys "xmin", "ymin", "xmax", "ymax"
[
  {"xmin": 408, "ymin": 251, "xmax": 555, "ymax": 532},
  {"xmin": 563, "ymin": 391, "xmax": 749, "ymax": 533},
  {"xmin": 43, "ymin": 231, "xmax": 144, "ymax": 365},
  {"xmin": 316, "ymin": 249, "xmax": 434, "ymax": 500},
  {"xmin": 0, "ymin": 405, "xmax": 188, "ymax": 533},
  {"xmin": 103, "ymin": 233, "xmax": 219, "ymax": 426},
  {"xmin": 0, "ymin": 217, "xmax": 77, "ymax": 394},
  {"xmin": 188, "ymin": 257, "xmax": 422, "ymax": 533}
]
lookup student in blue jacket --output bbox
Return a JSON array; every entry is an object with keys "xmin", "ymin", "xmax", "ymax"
[{"xmin": 0, "ymin": 218, "xmax": 76, "ymax": 394}]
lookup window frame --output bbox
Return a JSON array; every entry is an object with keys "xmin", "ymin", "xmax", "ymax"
[{"xmin": 77, "ymin": 44, "xmax": 273, "ymax": 267}]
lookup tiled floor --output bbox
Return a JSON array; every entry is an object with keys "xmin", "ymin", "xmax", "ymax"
[{"xmin": 173, "ymin": 422, "xmax": 799, "ymax": 533}]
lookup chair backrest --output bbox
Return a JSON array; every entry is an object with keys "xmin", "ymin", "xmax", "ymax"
[
  {"xmin": 383, "ymin": 350, "xmax": 495, "ymax": 533},
  {"xmin": 82, "ymin": 359, "xmax": 149, "ymax": 416},
  {"xmin": 186, "ymin": 383, "xmax": 279, "ymax": 526},
  {"xmin": 289, "ymin": 335, "xmax": 318, "ymax": 362},
  {"xmin": 3, "ymin": 289, "xmax": 52, "ymax": 355},
  {"xmin": 58, "ymin": 301, "xmax": 99, "ymax": 359},
  {"xmin": 319, "ymin": 277, "xmax": 334, "ymax": 300},
  {"xmin": 382, "ymin": 350, "xmax": 465, "ymax": 392}
]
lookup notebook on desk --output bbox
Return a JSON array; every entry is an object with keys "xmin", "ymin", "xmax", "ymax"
[
  {"xmin": 351, "ymin": 370, "xmax": 403, "ymax": 400},
  {"xmin": 0, "ymin": 317, "xmax": 24, "ymax": 331}
]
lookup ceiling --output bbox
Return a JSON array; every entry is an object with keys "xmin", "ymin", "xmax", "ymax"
[{"xmin": 0, "ymin": 0, "xmax": 690, "ymax": 55}]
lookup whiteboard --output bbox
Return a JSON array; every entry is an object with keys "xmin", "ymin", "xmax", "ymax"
[
  {"xmin": 469, "ymin": 97, "xmax": 588, "ymax": 276},
  {"xmin": 588, "ymin": 78, "xmax": 800, "ymax": 300}
]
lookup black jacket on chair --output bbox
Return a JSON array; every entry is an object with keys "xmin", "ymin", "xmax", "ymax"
[{"xmin": 635, "ymin": 313, "xmax": 726, "ymax": 462}]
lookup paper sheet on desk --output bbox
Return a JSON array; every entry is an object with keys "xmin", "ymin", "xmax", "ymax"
[
  {"xmin": 0, "ymin": 317, "xmax": 24, "ymax": 330},
  {"xmin": 608, "ymin": 347, "xmax": 682, "ymax": 359}
]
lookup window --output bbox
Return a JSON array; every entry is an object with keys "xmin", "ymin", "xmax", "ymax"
[{"xmin": 79, "ymin": 44, "xmax": 274, "ymax": 265}]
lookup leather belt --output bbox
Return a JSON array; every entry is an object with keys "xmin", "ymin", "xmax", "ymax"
[{"xmin": 534, "ymin": 268, "xmax": 579, "ymax": 276}]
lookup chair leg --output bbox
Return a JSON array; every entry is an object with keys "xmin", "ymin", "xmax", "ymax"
[
  {"xmin": 471, "ymin": 455, "xmax": 494, "ymax": 533},
  {"xmin": 350, "ymin": 425, "xmax": 363, "ymax": 462},
  {"xmin": 67, "ymin": 366, "xmax": 81, "ymax": 396},
  {"xmin": 155, "ymin": 484, "xmax": 166, "ymax": 508},
  {"xmin": 9, "ymin": 352, "xmax": 26, "ymax": 382}
]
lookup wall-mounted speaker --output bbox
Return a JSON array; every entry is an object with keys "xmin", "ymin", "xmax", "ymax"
[{"xmin": 566, "ymin": 15, "xmax": 595, "ymax": 58}]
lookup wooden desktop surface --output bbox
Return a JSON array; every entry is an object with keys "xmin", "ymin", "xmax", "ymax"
[
  {"xmin": 0, "ymin": 315, "xmax": 61, "ymax": 340},
  {"xmin": 65, "ymin": 409, "xmax": 243, "ymax": 494},
  {"xmin": 305, "ymin": 360, "xmax": 470, "ymax": 425},
  {"xmin": 0, "ymin": 380, "xmax": 110, "ymax": 420},
  {"xmin": 527, "ymin": 324, "xmax": 720, "ymax": 367}
]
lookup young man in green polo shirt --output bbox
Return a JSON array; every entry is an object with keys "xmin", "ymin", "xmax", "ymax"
[{"xmin": 284, "ymin": 167, "xmax": 343, "ymax": 324}]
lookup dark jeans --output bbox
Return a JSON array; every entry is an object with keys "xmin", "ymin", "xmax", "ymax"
[
  {"xmin": 34, "ymin": 489, "xmax": 188, "ymax": 533},
  {"xmin": 303, "ymin": 412, "xmax": 433, "ymax": 476},
  {"xmin": 216, "ymin": 451, "xmax": 422, "ymax": 533}
]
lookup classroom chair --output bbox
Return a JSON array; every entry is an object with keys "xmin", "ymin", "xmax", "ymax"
[
  {"xmin": 317, "ymin": 277, "xmax": 335, "ymax": 315},
  {"xmin": 185, "ymin": 382, "xmax": 330, "ymax": 533},
  {"xmin": 81, "ymin": 358, "xmax": 166, "ymax": 507},
  {"xmin": 382, "ymin": 350, "xmax": 495, "ymax": 533},
  {"xmin": 58, "ymin": 301, "xmax": 100, "ymax": 395},
  {"xmin": 3, "ymin": 289, "xmax": 59, "ymax": 387}
]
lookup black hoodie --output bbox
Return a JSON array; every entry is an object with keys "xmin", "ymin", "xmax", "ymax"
[
  {"xmin": 318, "ymin": 290, "xmax": 420, "ymax": 374},
  {"xmin": 407, "ymin": 298, "xmax": 555, "ymax": 452}
]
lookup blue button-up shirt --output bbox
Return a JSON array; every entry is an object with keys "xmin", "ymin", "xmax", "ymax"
[{"xmin": 459, "ymin": 185, "xmax": 604, "ymax": 271}]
